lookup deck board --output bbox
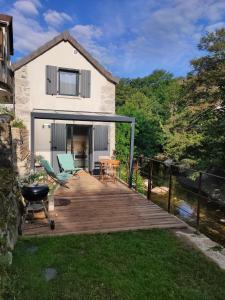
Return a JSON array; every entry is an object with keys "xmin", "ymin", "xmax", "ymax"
[{"xmin": 23, "ymin": 171, "xmax": 187, "ymax": 236}]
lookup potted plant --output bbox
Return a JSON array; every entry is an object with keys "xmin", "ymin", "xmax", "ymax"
[
  {"xmin": 34, "ymin": 155, "xmax": 44, "ymax": 170},
  {"xmin": 0, "ymin": 105, "xmax": 14, "ymax": 122},
  {"xmin": 11, "ymin": 118, "xmax": 26, "ymax": 129}
]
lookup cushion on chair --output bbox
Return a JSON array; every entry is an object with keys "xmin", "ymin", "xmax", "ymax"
[
  {"xmin": 40, "ymin": 159, "xmax": 56, "ymax": 177},
  {"xmin": 57, "ymin": 154, "xmax": 82, "ymax": 173},
  {"xmin": 41, "ymin": 159, "xmax": 72, "ymax": 182},
  {"xmin": 56, "ymin": 172, "xmax": 72, "ymax": 181},
  {"xmin": 57, "ymin": 154, "xmax": 75, "ymax": 171}
]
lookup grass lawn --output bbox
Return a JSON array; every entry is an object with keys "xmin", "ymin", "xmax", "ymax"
[{"xmin": 5, "ymin": 229, "xmax": 225, "ymax": 300}]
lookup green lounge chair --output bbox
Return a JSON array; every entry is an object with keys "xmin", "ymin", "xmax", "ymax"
[
  {"xmin": 57, "ymin": 154, "xmax": 82, "ymax": 175},
  {"xmin": 40, "ymin": 159, "xmax": 72, "ymax": 185}
]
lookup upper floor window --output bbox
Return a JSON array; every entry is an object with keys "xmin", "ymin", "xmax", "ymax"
[
  {"xmin": 46, "ymin": 65, "xmax": 91, "ymax": 98},
  {"xmin": 59, "ymin": 69, "xmax": 79, "ymax": 96}
]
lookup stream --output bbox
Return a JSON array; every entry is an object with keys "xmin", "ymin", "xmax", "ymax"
[{"xmin": 141, "ymin": 166, "xmax": 225, "ymax": 246}]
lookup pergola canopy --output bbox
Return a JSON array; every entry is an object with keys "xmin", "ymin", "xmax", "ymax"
[
  {"xmin": 31, "ymin": 110, "xmax": 135, "ymax": 123},
  {"xmin": 31, "ymin": 110, "xmax": 135, "ymax": 187}
]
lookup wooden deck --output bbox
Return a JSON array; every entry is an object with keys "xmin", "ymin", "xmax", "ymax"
[{"xmin": 23, "ymin": 171, "xmax": 187, "ymax": 236}]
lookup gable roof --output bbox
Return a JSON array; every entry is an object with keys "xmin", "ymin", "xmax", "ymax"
[{"xmin": 12, "ymin": 31, "xmax": 119, "ymax": 84}]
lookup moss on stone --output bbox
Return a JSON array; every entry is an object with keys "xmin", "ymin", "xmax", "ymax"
[{"xmin": 0, "ymin": 168, "xmax": 14, "ymax": 194}]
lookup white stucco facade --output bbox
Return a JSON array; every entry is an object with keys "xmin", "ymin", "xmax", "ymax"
[{"xmin": 14, "ymin": 38, "xmax": 117, "ymax": 171}]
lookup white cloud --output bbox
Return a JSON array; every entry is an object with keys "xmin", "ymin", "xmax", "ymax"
[
  {"xmin": 13, "ymin": 0, "xmax": 41, "ymax": 16},
  {"xmin": 9, "ymin": 1, "xmax": 111, "ymax": 67},
  {"xmin": 43, "ymin": 10, "xmax": 72, "ymax": 28},
  {"xmin": 8, "ymin": 0, "xmax": 225, "ymax": 77},
  {"xmin": 205, "ymin": 22, "xmax": 225, "ymax": 32},
  {"xmin": 8, "ymin": 1, "xmax": 57, "ymax": 54},
  {"xmin": 7, "ymin": 2, "xmax": 73, "ymax": 55},
  {"xmin": 98, "ymin": 0, "xmax": 225, "ymax": 76},
  {"xmin": 205, "ymin": 0, "xmax": 225, "ymax": 22},
  {"xmin": 71, "ymin": 25, "xmax": 102, "ymax": 40},
  {"xmin": 70, "ymin": 24, "xmax": 115, "ymax": 66}
]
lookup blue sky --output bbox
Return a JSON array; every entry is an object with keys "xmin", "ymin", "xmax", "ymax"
[{"xmin": 2, "ymin": 0, "xmax": 225, "ymax": 78}]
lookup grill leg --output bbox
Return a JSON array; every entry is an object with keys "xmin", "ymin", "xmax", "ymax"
[{"xmin": 41, "ymin": 200, "xmax": 49, "ymax": 219}]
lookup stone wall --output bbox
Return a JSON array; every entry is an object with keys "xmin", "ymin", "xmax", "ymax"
[
  {"xmin": 11, "ymin": 127, "xmax": 29, "ymax": 175},
  {"xmin": 14, "ymin": 65, "xmax": 31, "ymax": 130},
  {"xmin": 0, "ymin": 117, "xmax": 13, "ymax": 168},
  {"xmin": 0, "ymin": 116, "xmax": 21, "ymax": 264}
]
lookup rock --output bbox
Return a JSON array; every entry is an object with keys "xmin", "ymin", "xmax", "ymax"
[
  {"xmin": 43, "ymin": 268, "xmax": 57, "ymax": 281},
  {"xmin": 178, "ymin": 172, "xmax": 225, "ymax": 207},
  {"xmin": 0, "ymin": 114, "xmax": 13, "ymax": 123},
  {"xmin": 152, "ymin": 186, "xmax": 169, "ymax": 195},
  {"xmin": 0, "ymin": 251, "xmax": 12, "ymax": 265},
  {"xmin": 164, "ymin": 159, "xmax": 173, "ymax": 167},
  {"xmin": 143, "ymin": 179, "xmax": 148, "ymax": 188},
  {"xmin": 219, "ymin": 219, "xmax": 225, "ymax": 224},
  {"xmin": 175, "ymin": 231, "xmax": 225, "ymax": 270},
  {"xmin": 26, "ymin": 245, "xmax": 38, "ymax": 254},
  {"xmin": 0, "ymin": 118, "xmax": 21, "ymax": 257}
]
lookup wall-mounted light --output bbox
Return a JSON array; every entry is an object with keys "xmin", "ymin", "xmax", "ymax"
[{"xmin": 42, "ymin": 123, "xmax": 51, "ymax": 129}]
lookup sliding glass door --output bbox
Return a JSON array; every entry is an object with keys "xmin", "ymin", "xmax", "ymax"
[{"xmin": 66, "ymin": 125, "xmax": 93, "ymax": 170}]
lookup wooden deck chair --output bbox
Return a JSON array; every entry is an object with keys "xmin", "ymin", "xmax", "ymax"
[
  {"xmin": 57, "ymin": 154, "xmax": 82, "ymax": 175},
  {"xmin": 100, "ymin": 159, "xmax": 120, "ymax": 183},
  {"xmin": 40, "ymin": 159, "xmax": 72, "ymax": 186}
]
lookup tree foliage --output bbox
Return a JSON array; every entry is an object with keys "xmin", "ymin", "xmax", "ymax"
[
  {"xmin": 116, "ymin": 71, "xmax": 182, "ymax": 162},
  {"xmin": 166, "ymin": 28, "xmax": 225, "ymax": 168},
  {"xmin": 116, "ymin": 28, "xmax": 225, "ymax": 170}
]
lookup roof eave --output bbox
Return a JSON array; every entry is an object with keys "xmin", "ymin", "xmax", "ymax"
[{"xmin": 12, "ymin": 31, "xmax": 119, "ymax": 84}]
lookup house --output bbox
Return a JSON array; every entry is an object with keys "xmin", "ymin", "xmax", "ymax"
[
  {"xmin": 13, "ymin": 31, "xmax": 134, "ymax": 177},
  {"xmin": 0, "ymin": 14, "xmax": 13, "ymax": 105}
]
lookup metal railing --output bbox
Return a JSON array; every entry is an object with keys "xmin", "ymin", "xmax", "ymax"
[{"xmin": 119, "ymin": 157, "xmax": 225, "ymax": 233}]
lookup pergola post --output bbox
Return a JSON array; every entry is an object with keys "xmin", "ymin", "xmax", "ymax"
[
  {"xmin": 128, "ymin": 120, "xmax": 135, "ymax": 188},
  {"xmin": 30, "ymin": 114, "xmax": 35, "ymax": 170}
]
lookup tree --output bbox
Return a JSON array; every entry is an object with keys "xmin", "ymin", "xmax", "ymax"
[
  {"xmin": 166, "ymin": 28, "xmax": 225, "ymax": 168},
  {"xmin": 116, "ymin": 91, "xmax": 164, "ymax": 162},
  {"xmin": 116, "ymin": 78, "xmax": 136, "ymax": 107},
  {"xmin": 116, "ymin": 29, "xmax": 225, "ymax": 170}
]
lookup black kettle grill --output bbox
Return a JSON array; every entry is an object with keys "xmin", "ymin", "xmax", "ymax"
[{"xmin": 20, "ymin": 184, "xmax": 55, "ymax": 232}]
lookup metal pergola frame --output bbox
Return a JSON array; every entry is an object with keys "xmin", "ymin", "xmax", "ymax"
[{"xmin": 31, "ymin": 111, "xmax": 135, "ymax": 187}]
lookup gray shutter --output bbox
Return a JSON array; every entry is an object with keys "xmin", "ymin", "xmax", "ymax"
[
  {"xmin": 94, "ymin": 125, "xmax": 108, "ymax": 151},
  {"xmin": 80, "ymin": 70, "xmax": 91, "ymax": 98},
  {"xmin": 0, "ymin": 28, "xmax": 3, "ymax": 59},
  {"xmin": 46, "ymin": 65, "xmax": 57, "ymax": 95},
  {"xmin": 51, "ymin": 123, "xmax": 66, "ymax": 172}
]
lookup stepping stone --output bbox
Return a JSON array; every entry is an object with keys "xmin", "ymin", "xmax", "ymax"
[
  {"xmin": 43, "ymin": 268, "xmax": 57, "ymax": 281},
  {"xmin": 26, "ymin": 245, "xmax": 38, "ymax": 254}
]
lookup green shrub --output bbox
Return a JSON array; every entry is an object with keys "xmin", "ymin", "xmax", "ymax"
[
  {"xmin": 0, "ymin": 105, "xmax": 14, "ymax": 117},
  {"xmin": 0, "ymin": 263, "xmax": 18, "ymax": 300},
  {"xmin": 11, "ymin": 119, "xmax": 26, "ymax": 129},
  {"xmin": 34, "ymin": 155, "xmax": 44, "ymax": 164},
  {"xmin": 118, "ymin": 164, "xmax": 145, "ymax": 194},
  {"xmin": 17, "ymin": 171, "xmax": 47, "ymax": 188}
]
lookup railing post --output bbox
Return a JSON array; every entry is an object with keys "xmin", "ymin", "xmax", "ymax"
[
  {"xmin": 135, "ymin": 160, "xmax": 138, "ymax": 191},
  {"xmin": 196, "ymin": 172, "xmax": 202, "ymax": 229},
  {"xmin": 128, "ymin": 120, "xmax": 135, "ymax": 188},
  {"xmin": 147, "ymin": 160, "xmax": 152, "ymax": 200},
  {"xmin": 118, "ymin": 163, "xmax": 121, "ymax": 179},
  {"xmin": 168, "ymin": 166, "xmax": 172, "ymax": 213},
  {"xmin": 126, "ymin": 161, "xmax": 129, "ymax": 185}
]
